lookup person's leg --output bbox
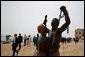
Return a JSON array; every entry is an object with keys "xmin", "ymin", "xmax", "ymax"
[
  {"xmin": 20, "ymin": 43, "xmax": 21, "ymax": 50},
  {"xmin": 15, "ymin": 46, "xmax": 19, "ymax": 55},
  {"xmin": 24, "ymin": 40, "xmax": 25, "ymax": 46},
  {"xmin": 19, "ymin": 43, "xmax": 21, "ymax": 50},
  {"xmin": 12, "ymin": 50, "xmax": 15, "ymax": 56},
  {"xmin": 24, "ymin": 39, "xmax": 26, "ymax": 46},
  {"xmin": 15, "ymin": 50, "xmax": 18, "ymax": 55},
  {"xmin": 29, "ymin": 41, "xmax": 30, "ymax": 46},
  {"xmin": 25, "ymin": 39, "xmax": 26, "ymax": 45},
  {"xmin": 12, "ymin": 47, "xmax": 16, "ymax": 56},
  {"xmin": 27, "ymin": 40, "xmax": 30, "ymax": 47},
  {"xmin": 27, "ymin": 40, "xmax": 29, "ymax": 45},
  {"xmin": 27, "ymin": 39, "xmax": 28, "ymax": 45}
]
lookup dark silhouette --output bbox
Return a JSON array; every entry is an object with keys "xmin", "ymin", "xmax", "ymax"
[
  {"xmin": 61, "ymin": 37, "xmax": 73, "ymax": 44},
  {"xmin": 36, "ymin": 34, "xmax": 39, "ymax": 47},
  {"xmin": 61, "ymin": 37, "xmax": 67, "ymax": 44},
  {"xmin": 37, "ymin": 15, "xmax": 50, "ymax": 56},
  {"xmin": 33, "ymin": 36, "xmax": 36, "ymax": 45},
  {"xmin": 73, "ymin": 37, "xmax": 79, "ymax": 44},
  {"xmin": 18, "ymin": 33, "xmax": 23, "ymax": 50},
  {"xmin": 37, "ymin": 25, "xmax": 48, "ymax": 56},
  {"xmin": 37, "ymin": 6, "xmax": 71, "ymax": 56},
  {"xmin": 33, "ymin": 34, "xmax": 39, "ymax": 49},
  {"xmin": 48, "ymin": 6, "xmax": 71, "ymax": 56},
  {"xmin": 43, "ymin": 15, "xmax": 47, "ymax": 26},
  {"xmin": 28, "ymin": 35, "xmax": 31, "ymax": 47},
  {"xmin": 66, "ymin": 37, "xmax": 72, "ymax": 43},
  {"xmin": 27, "ymin": 35, "xmax": 29, "ymax": 46},
  {"xmin": 24, "ymin": 34, "xmax": 27, "ymax": 46},
  {"xmin": 12, "ymin": 34, "xmax": 18, "ymax": 56}
]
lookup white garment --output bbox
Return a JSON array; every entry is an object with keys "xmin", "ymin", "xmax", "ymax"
[
  {"xmin": 13, "ymin": 37, "xmax": 17, "ymax": 43},
  {"xmin": 29, "ymin": 37, "xmax": 31, "ymax": 42},
  {"xmin": 38, "ymin": 34, "xmax": 42, "ymax": 42},
  {"xmin": 13, "ymin": 38, "xmax": 15, "ymax": 43},
  {"xmin": 48, "ymin": 30, "xmax": 56, "ymax": 47},
  {"xmin": 48, "ymin": 30, "xmax": 55, "ymax": 38},
  {"xmin": 48, "ymin": 30, "xmax": 52, "ymax": 38},
  {"xmin": 24, "ymin": 35, "xmax": 27, "ymax": 39}
]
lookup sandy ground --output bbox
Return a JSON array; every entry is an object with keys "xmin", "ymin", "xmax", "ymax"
[{"xmin": 1, "ymin": 40, "xmax": 84, "ymax": 56}]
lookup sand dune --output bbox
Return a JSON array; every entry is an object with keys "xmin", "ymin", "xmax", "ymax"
[{"xmin": 1, "ymin": 40, "xmax": 84, "ymax": 56}]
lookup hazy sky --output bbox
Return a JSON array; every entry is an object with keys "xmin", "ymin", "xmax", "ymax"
[{"xmin": 1, "ymin": 1, "xmax": 84, "ymax": 37}]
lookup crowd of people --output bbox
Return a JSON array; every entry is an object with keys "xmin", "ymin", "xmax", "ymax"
[
  {"xmin": 61, "ymin": 37, "xmax": 79, "ymax": 44},
  {"xmin": 12, "ymin": 33, "xmax": 32, "ymax": 56},
  {"xmin": 12, "ymin": 33, "xmax": 79, "ymax": 56}
]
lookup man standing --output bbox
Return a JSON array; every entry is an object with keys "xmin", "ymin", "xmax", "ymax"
[
  {"xmin": 18, "ymin": 33, "xmax": 23, "ymax": 50},
  {"xmin": 28, "ymin": 35, "xmax": 32, "ymax": 47},
  {"xmin": 37, "ymin": 15, "xmax": 50, "ymax": 56},
  {"xmin": 27, "ymin": 35, "xmax": 29, "ymax": 46},
  {"xmin": 24, "ymin": 34, "xmax": 27, "ymax": 46},
  {"xmin": 48, "ymin": 6, "xmax": 71, "ymax": 56},
  {"xmin": 12, "ymin": 34, "xmax": 18, "ymax": 56}
]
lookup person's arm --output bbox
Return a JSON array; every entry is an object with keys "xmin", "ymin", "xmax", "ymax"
[
  {"xmin": 59, "ymin": 6, "xmax": 71, "ymax": 33},
  {"xmin": 12, "ymin": 39, "xmax": 15, "ymax": 46},
  {"xmin": 43, "ymin": 15, "xmax": 47, "ymax": 26},
  {"xmin": 43, "ymin": 15, "xmax": 50, "ymax": 33}
]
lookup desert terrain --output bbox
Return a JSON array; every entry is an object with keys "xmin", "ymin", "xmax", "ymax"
[{"xmin": 1, "ymin": 40, "xmax": 84, "ymax": 56}]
